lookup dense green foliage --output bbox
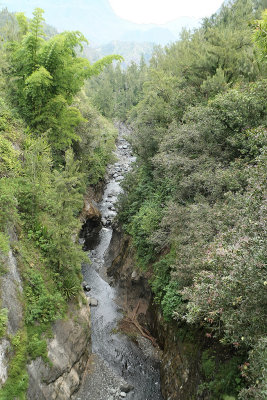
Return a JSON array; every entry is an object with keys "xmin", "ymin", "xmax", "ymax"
[
  {"xmin": 0, "ymin": 7, "xmax": 120, "ymax": 398},
  {"xmin": 1, "ymin": 2, "xmax": 267, "ymax": 399},
  {"xmin": 89, "ymin": 1, "xmax": 267, "ymax": 398},
  {"xmin": 7, "ymin": 8, "xmax": 121, "ymax": 160},
  {"xmin": 198, "ymin": 349, "xmax": 246, "ymax": 399},
  {"xmin": 86, "ymin": 56, "xmax": 148, "ymax": 120}
]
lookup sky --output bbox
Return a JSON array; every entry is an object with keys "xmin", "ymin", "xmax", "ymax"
[
  {"xmin": 108, "ymin": 0, "xmax": 225, "ymax": 24},
  {"xmin": 2, "ymin": 0, "xmax": 225, "ymax": 44}
]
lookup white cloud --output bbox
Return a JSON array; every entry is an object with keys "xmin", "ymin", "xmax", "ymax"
[{"xmin": 108, "ymin": 0, "xmax": 225, "ymax": 24}]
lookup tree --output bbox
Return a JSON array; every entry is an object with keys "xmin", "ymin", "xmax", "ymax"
[
  {"xmin": 254, "ymin": 9, "xmax": 267, "ymax": 59},
  {"xmin": 9, "ymin": 8, "xmax": 122, "ymax": 157}
]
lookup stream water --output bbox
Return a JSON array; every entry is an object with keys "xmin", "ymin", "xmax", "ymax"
[{"xmin": 73, "ymin": 125, "xmax": 163, "ymax": 400}]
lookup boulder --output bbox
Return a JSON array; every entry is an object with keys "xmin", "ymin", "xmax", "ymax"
[{"xmin": 89, "ymin": 298, "xmax": 98, "ymax": 306}]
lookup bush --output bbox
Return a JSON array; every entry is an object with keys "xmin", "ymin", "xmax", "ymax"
[
  {"xmin": 24, "ymin": 269, "xmax": 65, "ymax": 325},
  {"xmin": 0, "ymin": 308, "xmax": 8, "ymax": 338},
  {"xmin": 161, "ymin": 281, "xmax": 183, "ymax": 322}
]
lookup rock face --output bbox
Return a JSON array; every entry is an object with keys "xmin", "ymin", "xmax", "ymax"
[
  {"xmin": 0, "ymin": 250, "xmax": 23, "ymax": 335},
  {"xmin": 151, "ymin": 312, "xmax": 202, "ymax": 400},
  {"xmin": 82, "ymin": 200, "xmax": 101, "ymax": 223},
  {"xmin": 0, "ymin": 184, "xmax": 103, "ymax": 399},
  {"xmin": 27, "ymin": 299, "xmax": 91, "ymax": 400},
  {"xmin": 0, "ymin": 244, "xmax": 91, "ymax": 399},
  {"xmin": 106, "ymin": 225, "xmax": 153, "ymax": 326},
  {"xmin": 0, "ymin": 248, "xmax": 23, "ymax": 387}
]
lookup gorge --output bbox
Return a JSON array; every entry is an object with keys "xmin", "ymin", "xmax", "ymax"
[
  {"xmin": 73, "ymin": 125, "xmax": 163, "ymax": 400},
  {"xmin": 0, "ymin": 2, "xmax": 266, "ymax": 399}
]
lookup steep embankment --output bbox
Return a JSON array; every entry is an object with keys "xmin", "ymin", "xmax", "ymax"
[
  {"xmin": 0, "ymin": 120, "xmax": 115, "ymax": 400},
  {"xmin": 0, "ymin": 245, "xmax": 23, "ymax": 387},
  {"xmin": 106, "ymin": 225, "xmax": 249, "ymax": 400},
  {"xmin": 0, "ymin": 62, "xmax": 117, "ymax": 400},
  {"xmin": 0, "ymin": 7, "xmax": 123, "ymax": 400},
  {"xmin": 27, "ymin": 299, "xmax": 91, "ymax": 399},
  {"xmin": 0, "ymin": 223, "xmax": 92, "ymax": 400},
  {"xmin": 0, "ymin": 180, "xmax": 111, "ymax": 399},
  {"xmin": 107, "ymin": 4, "xmax": 267, "ymax": 399}
]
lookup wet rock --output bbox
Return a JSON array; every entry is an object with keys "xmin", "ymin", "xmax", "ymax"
[
  {"xmin": 101, "ymin": 218, "xmax": 107, "ymax": 226},
  {"xmin": 90, "ymin": 298, "xmax": 98, "ymax": 306},
  {"xmin": 82, "ymin": 281, "xmax": 91, "ymax": 292},
  {"xmin": 107, "ymin": 211, "xmax": 116, "ymax": 218},
  {"xmin": 131, "ymin": 271, "xmax": 139, "ymax": 283},
  {"xmin": 120, "ymin": 384, "xmax": 134, "ymax": 393}
]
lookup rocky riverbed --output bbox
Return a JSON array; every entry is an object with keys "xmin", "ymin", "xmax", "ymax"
[{"xmin": 72, "ymin": 124, "xmax": 163, "ymax": 400}]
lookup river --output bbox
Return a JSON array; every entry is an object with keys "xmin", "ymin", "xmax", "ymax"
[{"xmin": 72, "ymin": 125, "xmax": 163, "ymax": 400}]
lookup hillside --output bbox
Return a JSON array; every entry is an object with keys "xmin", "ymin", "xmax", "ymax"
[
  {"xmin": 83, "ymin": 40, "xmax": 154, "ymax": 67},
  {"xmin": 89, "ymin": 1, "xmax": 267, "ymax": 399}
]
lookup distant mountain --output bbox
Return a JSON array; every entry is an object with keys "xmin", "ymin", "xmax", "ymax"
[
  {"xmin": 4, "ymin": 0, "xmax": 202, "ymax": 67},
  {"xmin": 82, "ymin": 40, "xmax": 155, "ymax": 67},
  {"xmin": 98, "ymin": 41, "xmax": 154, "ymax": 65}
]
